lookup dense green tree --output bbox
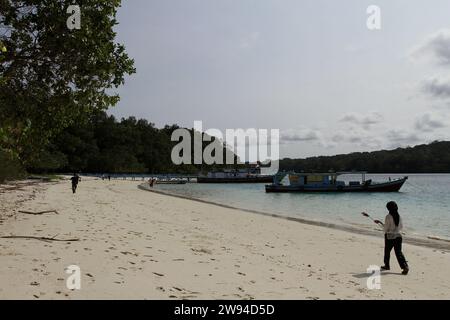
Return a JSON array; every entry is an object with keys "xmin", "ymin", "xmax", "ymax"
[
  {"xmin": 0, "ymin": 147, "xmax": 25, "ymax": 182},
  {"xmin": 0, "ymin": 0, "xmax": 135, "ymax": 167},
  {"xmin": 26, "ymin": 111, "xmax": 232, "ymax": 174}
]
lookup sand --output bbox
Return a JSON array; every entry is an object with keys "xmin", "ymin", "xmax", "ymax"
[{"xmin": 0, "ymin": 178, "xmax": 449, "ymax": 300}]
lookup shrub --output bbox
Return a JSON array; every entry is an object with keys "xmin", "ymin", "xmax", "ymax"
[{"xmin": 0, "ymin": 148, "xmax": 26, "ymax": 183}]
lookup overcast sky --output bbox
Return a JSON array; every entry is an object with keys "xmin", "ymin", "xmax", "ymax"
[{"xmin": 110, "ymin": 0, "xmax": 450, "ymax": 159}]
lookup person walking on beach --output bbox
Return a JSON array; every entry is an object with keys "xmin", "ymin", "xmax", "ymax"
[
  {"xmin": 70, "ymin": 173, "xmax": 81, "ymax": 194},
  {"xmin": 376, "ymin": 201, "xmax": 409, "ymax": 275}
]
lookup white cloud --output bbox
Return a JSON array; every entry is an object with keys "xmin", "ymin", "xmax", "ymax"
[
  {"xmin": 239, "ymin": 31, "xmax": 260, "ymax": 49},
  {"xmin": 422, "ymin": 76, "xmax": 450, "ymax": 99},
  {"xmin": 331, "ymin": 129, "xmax": 382, "ymax": 149},
  {"xmin": 385, "ymin": 129, "xmax": 422, "ymax": 148},
  {"xmin": 280, "ymin": 128, "xmax": 321, "ymax": 144},
  {"xmin": 410, "ymin": 29, "xmax": 450, "ymax": 66},
  {"xmin": 414, "ymin": 112, "xmax": 447, "ymax": 132},
  {"xmin": 339, "ymin": 111, "xmax": 384, "ymax": 130}
]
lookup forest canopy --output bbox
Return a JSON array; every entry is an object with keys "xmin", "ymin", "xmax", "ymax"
[{"xmin": 27, "ymin": 111, "xmax": 238, "ymax": 174}]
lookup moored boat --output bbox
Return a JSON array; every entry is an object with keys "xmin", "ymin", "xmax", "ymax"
[
  {"xmin": 155, "ymin": 179, "xmax": 187, "ymax": 185},
  {"xmin": 197, "ymin": 175, "xmax": 273, "ymax": 183},
  {"xmin": 265, "ymin": 172, "xmax": 408, "ymax": 193},
  {"xmin": 198, "ymin": 167, "xmax": 273, "ymax": 183}
]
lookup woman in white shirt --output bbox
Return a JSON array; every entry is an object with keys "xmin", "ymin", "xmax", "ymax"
[{"xmin": 380, "ymin": 201, "xmax": 409, "ymax": 275}]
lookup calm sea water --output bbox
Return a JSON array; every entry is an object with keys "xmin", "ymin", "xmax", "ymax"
[{"xmin": 155, "ymin": 174, "xmax": 450, "ymax": 239}]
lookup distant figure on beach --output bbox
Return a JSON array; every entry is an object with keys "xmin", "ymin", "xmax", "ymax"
[
  {"xmin": 70, "ymin": 174, "xmax": 81, "ymax": 194},
  {"xmin": 108, "ymin": 174, "xmax": 111, "ymax": 181},
  {"xmin": 376, "ymin": 201, "xmax": 409, "ymax": 275},
  {"xmin": 149, "ymin": 178, "xmax": 155, "ymax": 188}
]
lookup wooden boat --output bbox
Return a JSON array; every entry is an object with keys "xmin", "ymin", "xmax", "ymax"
[
  {"xmin": 197, "ymin": 175, "xmax": 273, "ymax": 183},
  {"xmin": 197, "ymin": 168, "xmax": 273, "ymax": 183},
  {"xmin": 155, "ymin": 179, "xmax": 187, "ymax": 185},
  {"xmin": 265, "ymin": 172, "xmax": 408, "ymax": 193}
]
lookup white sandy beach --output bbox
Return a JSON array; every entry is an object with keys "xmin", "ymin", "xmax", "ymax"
[{"xmin": 0, "ymin": 178, "xmax": 449, "ymax": 300}]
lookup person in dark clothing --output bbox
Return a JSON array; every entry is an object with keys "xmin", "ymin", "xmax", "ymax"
[
  {"xmin": 70, "ymin": 174, "xmax": 81, "ymax": 194},
  {"xmin": 376, "ymin": 201, "xmax": 409, "ymax": 275}
]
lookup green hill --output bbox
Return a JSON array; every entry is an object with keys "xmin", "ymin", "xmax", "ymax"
[{"xmin": 279, "ymin": 141, "xmax": 450, "ymax": 173}]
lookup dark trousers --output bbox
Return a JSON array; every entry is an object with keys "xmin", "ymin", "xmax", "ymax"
[
  {"xmin": 72, "ymin": 183, "xmax": 77, "ymax": 194},
  {"xmin": 384, "ymin": 234, "xmax": 408, "ymax": 269}
]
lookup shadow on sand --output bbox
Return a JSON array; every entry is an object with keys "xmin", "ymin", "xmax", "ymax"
[{"xmin": 351, "ymin": 271, "xmax": 403, "ymax": 279}]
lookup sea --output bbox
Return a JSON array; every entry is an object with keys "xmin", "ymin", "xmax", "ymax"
[{"xmin": 154, "ymin": 174, "xmax": 450, "ymax": 240}]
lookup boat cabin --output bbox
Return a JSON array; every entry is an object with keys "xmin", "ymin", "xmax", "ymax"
[
  {"xmin": 275, "ymin": 171, "xmax": 368, "ymax": 187},
  {"xmin": 205, "ymin": 165, "xmax": 262, "ymax": 178}
]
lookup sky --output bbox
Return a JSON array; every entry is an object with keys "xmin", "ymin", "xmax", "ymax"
[{"xmin": 110, "ymin": 0, "xmax": 450, "ymax": 159}]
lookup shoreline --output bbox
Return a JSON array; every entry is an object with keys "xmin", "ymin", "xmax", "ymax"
[
  {"xmin": 138, "ymin": 183, "xmax": 450, "ymax": 251},
  {"xmin": 1, "ymin": 178, "xmax": 449, "ymax": 299}
]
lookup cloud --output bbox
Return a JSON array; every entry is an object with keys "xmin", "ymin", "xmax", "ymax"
[
  {"xmin": 330, "ymin": 129, "xmax": 382, "ymax": 149},
  {"xmin": 280, "ymin": 128, "xmax": 321, "ymax": 144},
  {"xmin": 410, "ymin": 29, "xmax": 450, "ymax": 66},
  {"xmin": 422, "ymin": 76, "xmax": 450, "ymax": 99},
  {"xmin": 385, "ymin": 130, "xmax": 422, "ymax": 148},
  {"xmin": 280, "ymin": 109, "xmax": 447, "ymax": 153},
  {"xmin": 239, "ymin": 31, "xmax": 260, "ymax": 49},
  {"xmin": 343, "ymin": 44, "xmax": 359, "ymax": 53},
  {"xmin": 414, "ymin": 112, "xmax": 447, "ymax": 132},
  {"xmin": 431, "ymin": 101, "xmax": 450, "ymax": 109},
  {"xmin": 339, "ymin": 112, "xmax": 384, "ymax": 130}
]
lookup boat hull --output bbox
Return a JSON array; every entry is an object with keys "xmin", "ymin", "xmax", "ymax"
[
  {"xmin": 198, "ymin": 176, "xmax": 273, "ymax": 183},
  {"xmin": 156, "ymin": 181, "xmax": 187, "ymax": 185},
  {"xmin": 265, "ymin": 177, "xmax": 408, "ymax": 193}
]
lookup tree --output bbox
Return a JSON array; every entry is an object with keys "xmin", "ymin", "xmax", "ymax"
[{"xmin": 0, "ymin": 0, "xmax": 135, "ymax": 167}]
